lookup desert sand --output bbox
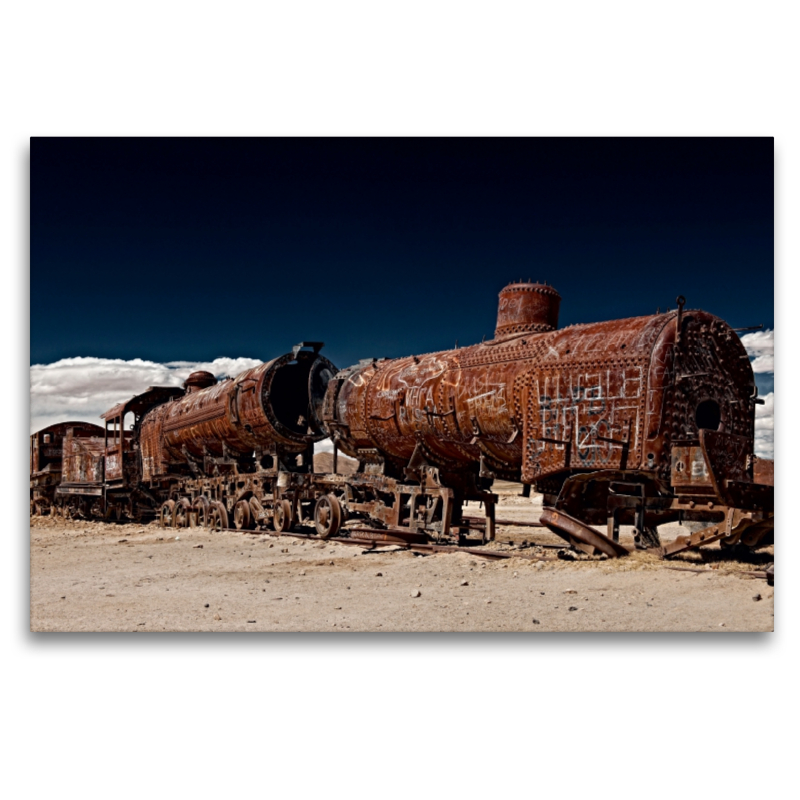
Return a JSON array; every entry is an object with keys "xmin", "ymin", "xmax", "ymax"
[{"xmin": 30, "ymin": 485, "xmax": 773, "ymax": 633}]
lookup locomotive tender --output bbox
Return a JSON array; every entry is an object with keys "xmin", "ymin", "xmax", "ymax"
[{"xmin": 31, "ymin": 282, "xmax": 774, "ymax": 558}]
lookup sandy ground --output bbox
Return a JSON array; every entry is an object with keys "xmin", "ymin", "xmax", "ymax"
[{"xmin": 30, "ymin": 487, "xmax": 773, "ymax": 633}]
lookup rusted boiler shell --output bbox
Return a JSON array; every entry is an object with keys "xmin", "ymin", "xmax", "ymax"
[
  {"xmin": 140, "ymin": 348, "xmax": 336, "ymax": 479},
  {"xmin": 324, "ymin": 283, "xmax": 756, "ymax": 483}
]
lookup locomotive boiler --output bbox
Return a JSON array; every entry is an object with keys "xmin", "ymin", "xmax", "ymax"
[
  {"xmin": 140, "ymin": 343, "xmax": 335, "ymax": 478},
  {"xmin": 137, "ymin": 342, "xmax": 337, "ymax": 529},
  {"xmin": 321, "ymin": 282, "xmax": 773, "ymax": 556}
]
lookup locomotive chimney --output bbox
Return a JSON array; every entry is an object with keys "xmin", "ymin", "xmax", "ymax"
[
  {"xmin": 183, "ymin": 371, "xmax": 217, "ymax": 393},
  {"xmin": 494, "ymin": 281, "xmax": 561, "ymax": 340}
]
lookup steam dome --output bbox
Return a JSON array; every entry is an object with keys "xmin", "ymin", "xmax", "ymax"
[{"xmin": 494, "ymin": 282, "xmax": 561, "ymax": 339}]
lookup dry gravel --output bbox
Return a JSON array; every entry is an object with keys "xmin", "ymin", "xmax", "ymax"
[{"xmin": 30, "ymin": 488, "xmax": 774, "ymax": 633}]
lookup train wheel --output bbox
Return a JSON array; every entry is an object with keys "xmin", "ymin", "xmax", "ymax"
[
  {"xmin": 193, "ymin": 497, "xmax": 210, "ymax": 528},
  {"xmin": 314, "ymin": 494, "xmax": 341, "ymax": 539},
  {"xmin": 234, "ymin": 500, "xmax": 252, "ymax": 530},
  {"xmin": 159, "ymin": 500, "xmax": 176, "ymax": 528},
  {"xmin": 273, "ymin": 499, "xmax": 294, "ymax": 533},
  {"xmin": 174, "ymin": 498, "xmax": 191, "ymax": 528},
  {"xmin": 209, "ymin": 501, "xmax": 229, "ymax": 532}
]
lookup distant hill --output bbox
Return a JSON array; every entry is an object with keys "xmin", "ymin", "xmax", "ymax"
[{"xmin": 314, "ymin": 451, "xmax": 359, "ymax": 474}]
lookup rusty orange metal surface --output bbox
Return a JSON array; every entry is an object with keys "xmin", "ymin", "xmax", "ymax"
[
  {"xmin": 61, "ymin": 428, "xmax": 105, "ymax": 484},
  {"xmin": 30, "ymin": 422, "xmax": 103, "ymax": 478},
  {"xmin": 325, "ymin": 284, "xmax": 757, "ymax": 487},
  {"xmin": 753, "ymin": 456, "xmax": 774, "ymax": 486},
  {"xmin": 30, "ymin": 422, "xmax": 104, "ymax": 514},
  {"xmin": 141, "ymin": 343, "xmax": 336, "ymax": 480}
]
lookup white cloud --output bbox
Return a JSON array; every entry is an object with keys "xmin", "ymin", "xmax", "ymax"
[
  {"xmin": 754, "ymin": 391, "xmax": 774, "ymax": 460},
  {"xmin": 30, "ymin": 356, "xmax": 262, "ymax": 434},
  {"xmin": 739, "ymin": 330, "xmax": 774, "ymax": 459},
  {"xmin": 741, "ymin": 328, "xmax": 774, "ymax": 373}
]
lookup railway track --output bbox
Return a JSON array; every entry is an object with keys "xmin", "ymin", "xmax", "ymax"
[
  {"xmin": 198, "ymin": 523, "xmax": 774, "ymax": 578},
  {"xmin": 208, "ymin": 524, "xmax": 562, "ymax": 562}
]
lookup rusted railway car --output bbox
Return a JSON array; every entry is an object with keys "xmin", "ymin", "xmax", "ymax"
[
  {"xmin": 30, "ymin": 422, "xmax": 104, "ymax": 516},
  {"xmin": 30, "ymin": 282, "xmax": 773, "ymax": 559}
]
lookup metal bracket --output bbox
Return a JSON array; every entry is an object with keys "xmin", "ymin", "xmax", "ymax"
[{"xmin": 292, "ymin": 341, "xmax": 324, "ymax": 358}]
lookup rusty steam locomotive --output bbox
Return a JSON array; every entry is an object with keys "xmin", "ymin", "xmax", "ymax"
[{"xmin": 30, "ymin": 282, "xmax": 773, "ymax": 558}]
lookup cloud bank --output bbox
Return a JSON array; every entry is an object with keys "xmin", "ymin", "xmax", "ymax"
[
  {"xmin": 753, "ymin": 391, "xmax": 774, "ymax": 460},
  {"xmin": 740, "ymin": 329, "xmax": 774, "ymax": 374},
  {"xmin": 741, "ymin": 329, "xmax": 774, "ymax": 460},
  {"xmin": 30, "ymin": 356, "xmax": 262, "ymax": 434}
]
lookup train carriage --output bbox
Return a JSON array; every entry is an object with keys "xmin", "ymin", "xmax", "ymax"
[{"xmin": 30, "ymin": 422, "xmax": 104, "ymax": 517}]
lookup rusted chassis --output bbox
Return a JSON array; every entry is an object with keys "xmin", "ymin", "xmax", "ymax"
[{"xmin": 322, "ymin": 285, "xmax": 773, "ymax": 557}]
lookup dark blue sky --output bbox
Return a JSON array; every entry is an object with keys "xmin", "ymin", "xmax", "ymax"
[{"xmin": 31, "ymin": 137, "xmax": 773, "ymax": 372}]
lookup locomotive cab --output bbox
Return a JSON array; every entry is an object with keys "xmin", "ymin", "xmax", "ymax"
[{"xmin": 101, "ymin": 386, "xmax": 185, "ymax": 486}]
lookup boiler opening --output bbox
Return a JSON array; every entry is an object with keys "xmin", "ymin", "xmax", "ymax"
[
  {"xmin": 695, "ymin": 399, "xmax": 721, "ymax": 431},
  {"xmin": 269, "ymin": 361, "xmax": 317, "ymax": 434},
  {"xmin": 267, "ymin": 354, "xmax": 335, "ymax": 436}
]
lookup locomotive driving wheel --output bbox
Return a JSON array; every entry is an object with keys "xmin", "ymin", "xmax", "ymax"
[
  {"xmin": 209, "ymin": 501, "xmax": 229, "ymax": 531},
  {"xmin": 314, "ymin": 494, "xmax": 342, "ymax": 539},
  {"xmin": 234, "ymin": 500, "xmax": 252, "ymax": 530},
  {"xmin": 273, "ymin": 499, "xmax": 294, "ymax": 533},
  {"xmin": 173, "ymin": 498, "xmax": 191, "ymax": 528},
  {"xmin": 159, "ymin": 500, "xmax": 175, "ymax": 528},
  {"xmin": 193, "ymin": 496, "xmax": 210, "ymax": 528}
]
